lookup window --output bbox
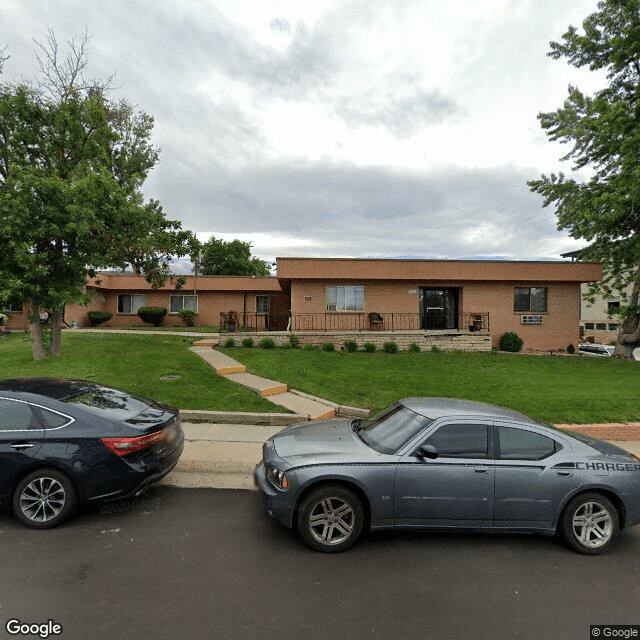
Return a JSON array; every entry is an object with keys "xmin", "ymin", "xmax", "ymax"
[
  {"xmin": 170, "ymin": 294, "xmax": 197, "ymax": 313},
  {"xmin": 608, "ymin": 323, "xmax": 619, "ymax": 331},
  {"xmin": 584, "ymin": 322, "xmax": 595, "ymax": 330},
  {"xmin": 514, "ymin": 287, "xmax": 547, "ymax": 312},
  {"xmin": 497, "ymin": 426, "xmax": 558, "ymax": 461},
  {"xmin": 425, "ymin": 423, "xmax": 489, "ymax": 459},
  {"xmin": 326, "ymin": 285, "xmax": 365, "ymax": 311},
  {"xmin": 607, "ymin": 301, "xmax": 620, "ymax": 315},
  {"xmin": 358, "ymin": 404, "xmax": 432, "ymax": 454},
  {"xmin": 0, "ymin": 399, "xmax": 40, "ymax": 431},
  {"xmin": 2, "ymin": 298, "xmax": 23, "ymax": 313},
  {"xmin": 520, "ymin": 315, "xmax": 543, "ymax": 325},
  {"xmin": 596, "ymin": 323, "xmax": 607, "ymax": 331},
  {"xmin": 35, "ymin": 407, "xmax": 72, "ymax": 429},
  {"xmin": 256, "ymin": 295, "xmax": 270, "ymax": 315},
  {"xmin": 117, "ymin": 294, "xmax": 146, "ymax": 314}
]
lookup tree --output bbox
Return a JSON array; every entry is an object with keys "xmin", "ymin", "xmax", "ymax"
[
  {"xmin": 528, "ymin": 0, "xmax": 640, "ymax": 359},
  {"xmin": 0, "ymin": 31, "xmax": 197, "ymax": 359},
  {"xmin": 198, "ymin": 236, "xmax": 271, "ymax": 276}
]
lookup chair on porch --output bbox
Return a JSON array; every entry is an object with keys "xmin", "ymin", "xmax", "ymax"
[{"xmin": 369, "ymin": 312, "xmax": 384, "ymax": 330}]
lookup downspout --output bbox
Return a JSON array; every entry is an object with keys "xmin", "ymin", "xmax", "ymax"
[{"xmin": 243, "ymin": 291, "xmax": 247, "ymax": 328}]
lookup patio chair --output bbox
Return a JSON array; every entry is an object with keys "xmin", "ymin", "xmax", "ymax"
[{"xmin": 369, "ymin": 312, "xmax": 384, "ymax": 330}]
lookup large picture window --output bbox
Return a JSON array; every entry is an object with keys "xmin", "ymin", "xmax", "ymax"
[
  {"xmin": 117, "ymin": 294, "xmax": 147, "ymax": 314},
  {"xmin": 326, "ymin": 285, "xmax": 365, "ymax": 311},
  {"xmin": 170, "ymin": 294, "xmax": 197, "ymax": 313},
  {"xmin": 514, "ymin": 287, "xmax": 547, "ymax": 312}
]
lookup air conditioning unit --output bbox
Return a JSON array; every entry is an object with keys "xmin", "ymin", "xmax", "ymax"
[
  {"xmin": 327, "ymin": 304, "xmax": 337, "ymax": 311},
  {"xmin": 520, "ymin": 315, "xmax": 543, "ymax": 325}
]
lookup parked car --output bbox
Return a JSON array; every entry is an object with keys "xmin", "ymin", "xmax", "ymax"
[
  {"xmin": 255, "ymin": 398, "xmax": 640, "ymax": 554},
  {"xmin": 0, "ymin": 378, "xmax": 184, "ymax": 528},
  {"xmin": 579, "ymin": 343, "xmax": 615, "ymax": 356}
]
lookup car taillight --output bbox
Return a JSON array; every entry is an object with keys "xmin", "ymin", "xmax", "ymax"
[{"xmin": 101, "ymin": 430, "xmax": 165, "ymax": 456}]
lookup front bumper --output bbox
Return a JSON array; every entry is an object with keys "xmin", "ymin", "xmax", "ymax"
[{"xmin": 254, "ymin": 461, "xmax": 296, "ymax": 528}]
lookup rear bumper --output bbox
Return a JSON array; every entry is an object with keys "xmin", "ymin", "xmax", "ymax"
[{"xmin": 254, "ymin": 461, "xmax": 296, "ymax": 528}]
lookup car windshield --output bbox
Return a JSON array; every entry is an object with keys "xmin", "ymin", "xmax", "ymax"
[{"xmin": 356, "ymin": 403, "xmax": 432, "ymax": 454}]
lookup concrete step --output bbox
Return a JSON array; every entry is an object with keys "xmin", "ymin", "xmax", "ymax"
[
  {"xmin": 225, "ymin": 372, "xmax": 287, "ymax": 397},
  {"xmin": 268, "ymin": 391, "xmax": 336, "ymax": 421},
  {"xmin": 189, "ymin": 347, "xmax": 246, "ymax": 374}
]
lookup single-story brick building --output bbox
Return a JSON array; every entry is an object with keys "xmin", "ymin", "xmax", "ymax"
[{"xmin": 2, "ymin": 257, "xmax": 602, "ymax": 353}]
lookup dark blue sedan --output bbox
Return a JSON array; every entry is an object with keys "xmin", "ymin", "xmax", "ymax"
[
  {"xmin": 0, "ymin": 378, "xmax": 184, "ymax": 528},
  {"xmin": 256, "ymin": 398, "xmax": 640, "ymax": 554}
]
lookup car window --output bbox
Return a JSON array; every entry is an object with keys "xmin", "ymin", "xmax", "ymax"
[
  {"xmin": 497, "ymin": 426, "xmax": 558, "ymax": 461},
  {"xmin": 358, "ymin": 404, "xmax": 433, "ymax": 454},
  {"xmin": 35, "ymin": 407, "xmax": 72, "ymax": 429},
  {"xmin": 0, "ymin": 399, "xmax": 41, "ymax": 431},
  {"xmin": 425, "ymin": 423, "xmax": 489, "ymax": 458}
]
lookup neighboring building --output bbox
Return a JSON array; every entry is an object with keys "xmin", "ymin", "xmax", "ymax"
[
  {"xmin": 2, "ymin": 257, "xmax": 602, "ymax": 353},
  {"xmin": 580, "ymin": 283, "xmax": 632, "ymax": 344}
]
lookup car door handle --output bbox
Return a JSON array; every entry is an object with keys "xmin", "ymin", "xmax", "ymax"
[
  {"xmin": 10, "ymin": 443, "xmax": 34, "ymax": 450},
  {"xmin": 474, "ymin": 468, "xmax": 489, "ymax": 474},
  {"xmin": 557, "ymin": 470, "xmax": 572, "ymax": 477}
]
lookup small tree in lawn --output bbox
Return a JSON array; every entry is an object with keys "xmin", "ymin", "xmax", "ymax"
[
  {"xmin": 0, "ymin": 31, "xmax": 196, "ymax": 359},
  {"xmin": 528, "ymin": 1, "xmax": 640, "ymax": 359}
]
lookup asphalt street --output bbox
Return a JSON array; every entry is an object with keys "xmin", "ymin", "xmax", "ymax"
[{"xmin": 1, "ymin": 487, "xmax": 639, "ymax": 640}]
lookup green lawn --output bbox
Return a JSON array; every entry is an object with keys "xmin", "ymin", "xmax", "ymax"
[
  {"xmin": 0, "ymin": 332, "xmax": 281, "ymax": 412},
  {"xmin": 222, "ymin": 347, "xmax": 640, "ymax": 424}
]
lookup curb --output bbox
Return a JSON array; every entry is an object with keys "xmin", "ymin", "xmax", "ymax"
[{"xmin": 179, "ymin": 410, "xmax": 306, "ymax": 425}]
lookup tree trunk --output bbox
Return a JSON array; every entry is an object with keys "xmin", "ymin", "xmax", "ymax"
[
  {"xmin": 27, "ymin": 297, "xmax": 46, "ymax": 360},
  {"xmin": 50, "ymin": 309, "xmax": 63, "ymax": 356},
  {"xmin": 614, "ymin": 268, "xmax": 640, "ymax": 360}
]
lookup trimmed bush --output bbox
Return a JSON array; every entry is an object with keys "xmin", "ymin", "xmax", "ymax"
[
  {"xmin": 430, "ymin": 344, "xmax": 441, "ymax": 353},
  {"xmin": 499, "ymin": 332, "xmax": 524, "ymax": 352},
  {"xmin": 409, "ymin": 341, "xmax": 421, "ymax": 352},
  {"xmin": 344, "ymin": 339, "xmax": 359, "ymax": 353},
  {"xmin": 87, "ymin": 311, "xmax": 112, "ymax": 327},
  {"xmin": 137, "ymin": 307, "xmax": 167, "ymax": 326},
  {"xmin": 222, "ymin": 337, "xmax": 236, "ymax": 348},
  {"xmin": 382, "ymin": 341, "xmax": 398, "ymax": 354},
  {"xmin": 289, "ymin": 334, "xmax": 300, "ymax": 348},
  {"xmin": 567, "ymin": 343, "xmax": 575, "ymax": 354},
  {"xmin": 178, "ymin": 308, "xmax": 197, "ymax": 327},
  {"xmin": 242, "ymin": 337, "xmax": 254, "ymax": 348},
  {"xmin": 321, "ymin": 341, "xmax": 335, "ymax": 352},
  {"xmin": 363, "ymin": 342, "xmax": 377, "ymax": 352},
  {"xmin": 259, "ymin": 337, "xmax": 277, "ymax": 349},
  {"xmin": 303, "ymin": 343, "xmax": 318, "ymax": 351}
]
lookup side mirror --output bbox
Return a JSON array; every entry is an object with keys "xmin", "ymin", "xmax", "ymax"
[{"xmin": 417, "ymin": 444, "xmax": 438, "ymax": 459}]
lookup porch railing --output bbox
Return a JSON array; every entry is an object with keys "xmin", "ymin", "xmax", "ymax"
[{"xmin": 220, "ymin": 312, "xmax": 489, "ymax": 333}]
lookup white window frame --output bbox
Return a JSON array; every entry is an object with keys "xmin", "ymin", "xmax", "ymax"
[
  {"xmin": 169, "ymin": 294, "xmax": 198, "ymax": 314},
  {"xmin": 117, "ymin": 294, "xmax": 147, "ymax": 315},
  {"xmin": 326, "ymin": 285, "xmax": 365, "ymax": 312}
]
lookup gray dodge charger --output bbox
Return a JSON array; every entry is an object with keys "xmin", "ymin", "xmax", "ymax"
[{"xmin": 255, "ymin": 398, "xmax": 640, "ymax": 554}]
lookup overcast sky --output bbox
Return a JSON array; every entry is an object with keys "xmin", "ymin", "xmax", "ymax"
[{"xmin": 3, "ymin": 0, "xmax": 604, "ymax": 263}]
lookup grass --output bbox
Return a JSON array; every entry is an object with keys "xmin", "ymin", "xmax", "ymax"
[
  {"xmin": 0, "ymin": 332, "xmax": 282, "ymax": 413},
  {"xmin": 222, "ymin": 347, "xmax": 640, "ymax": 424},
  {"xmin": 95, "ymin": 325, "xmax": 221, "ymax": 333}
]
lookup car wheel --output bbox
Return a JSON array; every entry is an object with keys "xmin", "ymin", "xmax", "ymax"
[
  {"xmin": 12, "ymin": 469, "xmax": 77, "ymax": 529},
  {"xmin": 297, "ymin": 485, "xmax": 364, "ymax": 553},
  {"xmin": 561, "ymin": 493, "xmax": 619, "ymax": 555}
]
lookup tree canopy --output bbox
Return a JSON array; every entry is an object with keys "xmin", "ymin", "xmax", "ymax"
[
  {"xmin": 528, "ymin": 0, "xmax": 640, "ymax": 358},
  {"xmin": 198, "ymin": 236, "xmax": 271, "ymax": 276},
  {"xmin": 0, "ymin": 32, "xmax": 197, "ymax": 358}
]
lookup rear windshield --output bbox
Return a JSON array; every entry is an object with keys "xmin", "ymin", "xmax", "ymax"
[{"xmin": 64, "ymin": 388, "xmax": 165, "ymax": 422}]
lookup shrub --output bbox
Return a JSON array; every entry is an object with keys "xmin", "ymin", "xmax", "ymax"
[
  {"xmin": 242, "ymin": 337, "xmax": 254, "ymax": 348},
  {"xmin": 321, "ymin": 341, "xmax": 335, "ymax": 352},
  {"xmin": 409, "ymin": 341, "xmax": 421, "ymax": 352},
  {"xmin": 178, "ymin": 308, "xmax": 197, "ymax": 327},
  {"xmin": 289, "ymin": 334, "xmax": 300, "ymax": 348},
  {"xmin": 344, "ymin": 339, "xmax": 359, "ymax": 353},
  {"xmin": 303, "ymin": 343, "xmax": 318, "ymax": 351},
  {"xmin": 430, "ymin": 344, "xmax": 441, "ymax": 353},
  {"xmin": 222, "ymin": 337, "xmax": 236, "ymax": 348},
  {"xmin": 499, "ymin": 332, "xmax": 524, "ymax": 352},
  {"xmin": 137, "ymin": 307, "xmax": 167, "ymax": 327},
  {"xmin": 382, "ymin": 341, "xmax": 398, "ymax": 353},
  {"xmin": 259, "ymin": 337, "xmax": 277, "ymax": 349},
  {"xmin": 87, "ymin": 311, "xmax": 112, "ymax": 327},
  {"xmin": 363, "ymin": 342, "xmax": 377, "ymax": 352},
  {"xmin": 567, "ymin": 343, "xmax": 575, "ymax": 354}
]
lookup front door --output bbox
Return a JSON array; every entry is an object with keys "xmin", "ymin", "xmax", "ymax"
[{"xmin": 420, "ymin": 288, "xmax": 458, "ymax": 330}]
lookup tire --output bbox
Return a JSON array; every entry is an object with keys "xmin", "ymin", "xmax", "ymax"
[
  {"xmin": 561, "ymin": 492, "xmax": 619, "ymax": 555},
  {"xmin": 12, "ymin": 469, "xmax": 77, "ymax": 529},
  {"xmin": 297, "ymin": 485, "xmax": 364, "ymax": 553}
]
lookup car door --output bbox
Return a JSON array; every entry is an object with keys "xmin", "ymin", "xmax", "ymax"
[
  {"xmin": 493, "ymin": 422, "xmax": 580, "ymax": 529},
  {"xmin": 394, "ymin": 421, "xmax": 494, "ymax": 527},
  {"xmin": 0, "ymin": 398, "xmax": 46, "ymax": 504}
]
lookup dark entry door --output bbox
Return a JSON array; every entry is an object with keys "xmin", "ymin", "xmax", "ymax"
[{"xmin": 420, "ymin": 288, "xmax": 458, "ymax": 330}]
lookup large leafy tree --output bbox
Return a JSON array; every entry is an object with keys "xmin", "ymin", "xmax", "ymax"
[
  {"xmin": 198, "ymin": 236, "xmax": 271, "ymax": 276},
  {"xmin": 529, "ymin": 0, "xmax": 640, "ymax": 359},
  {"xmin": 0, "ymin": 32, "xmax": 196, "ymax": 358}
]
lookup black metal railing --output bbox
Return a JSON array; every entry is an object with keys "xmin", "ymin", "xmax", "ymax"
[{"xmin": 220, "ymin": 312, "xmax": 490, "ymax": 333}]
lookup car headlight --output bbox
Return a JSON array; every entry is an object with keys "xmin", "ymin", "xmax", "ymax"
[{"xmin": 266, "ymin": 465, "xmax": 290, "ymax": 490}]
